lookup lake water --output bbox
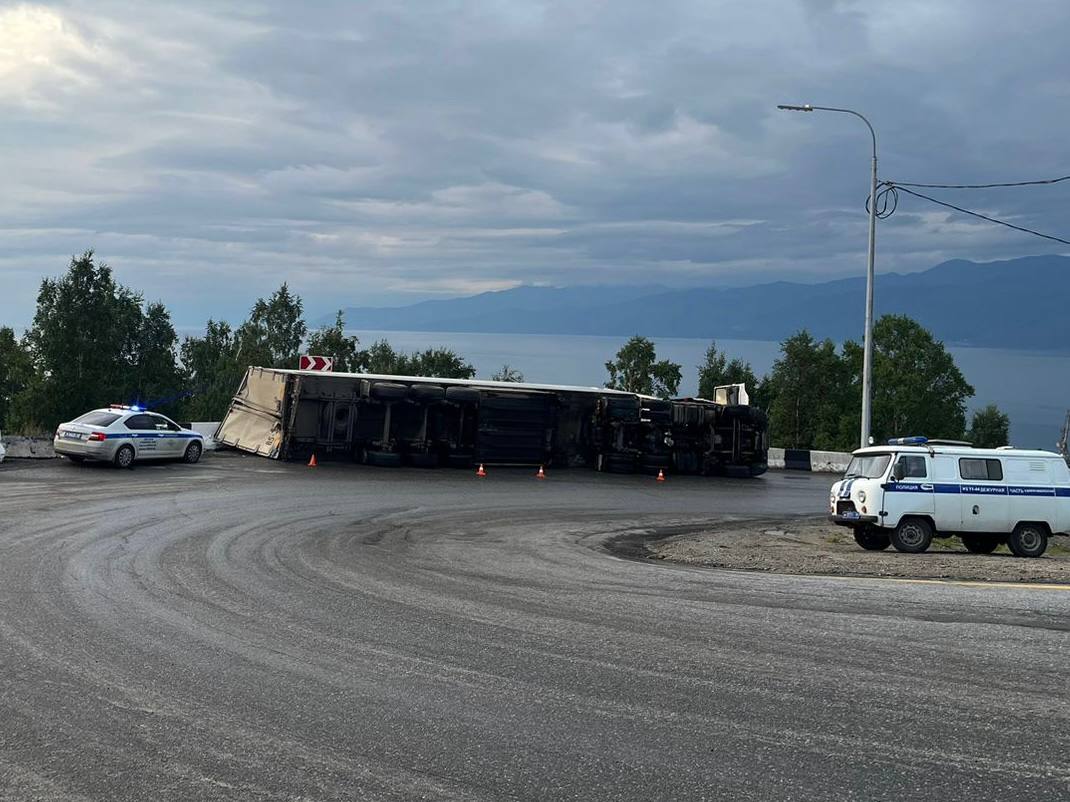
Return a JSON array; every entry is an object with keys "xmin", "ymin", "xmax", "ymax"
[{"xmin": 348, "ymin": 329, "xmax": 1070, "ymax": 450}]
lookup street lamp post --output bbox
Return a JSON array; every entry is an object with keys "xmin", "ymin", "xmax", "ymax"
[{"xmin": 777, "ymin": 103, "xmax": 878, "ymax": 448}]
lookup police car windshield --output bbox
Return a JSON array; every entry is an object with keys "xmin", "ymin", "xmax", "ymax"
[
  {"xmin": 74, "ymin": 411, "xmax": 121, "ymax": 427},
  {"xmin": 844, "ymin": 454, "xmax": 891, "ymax": 479}
]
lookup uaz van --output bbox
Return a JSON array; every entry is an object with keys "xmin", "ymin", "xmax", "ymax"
[{"xmin": 830, "ymin": 437, "xmax": 1070, "ymax": 557}]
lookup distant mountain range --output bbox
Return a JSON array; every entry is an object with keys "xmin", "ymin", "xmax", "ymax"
[{"xmin": 334, "ymin": 255, "xmax": 1070, "ymax": 350}]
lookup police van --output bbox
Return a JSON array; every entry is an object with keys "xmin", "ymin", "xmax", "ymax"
[{"xmin": 829, "ymin": 437, "xmax": 1070, "ymax": 557}]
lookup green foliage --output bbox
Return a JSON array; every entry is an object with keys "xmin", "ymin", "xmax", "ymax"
[
  {"xmin": 491, "ymin": 364, "xmax": 524, "ymax": 382},
  {"xmin": 307, "ymin": 311, "xmax": 364, "ymax": 373},
  {"xmin": 131, "ymin": 302, "xmax": 185, "ymax": 417},
  {"xmin": 16, "ymin": 251, "xmax": 183, "ymax": 431},
  {"xmin": 841, "ymin": 315, "xmax": 974, "ymax": 444},
  {"xmin": 179, "ymin": 320, "xmax": 242, "ymax": 422},
  {"xmin": 364, "ymin": 339, "xmax": 476, "ymax": 379},
  {"xmin": 235, "ymin": 283, "xmax": 307, "ymax": 369},
  {"xmin": 697, "ymin": 341, "xmax": 759, "ymax": 401},
  {"xmin": 0, "ymin": 327, "xmax": 33, "ymax": 432},
  {"xmin": 365, "ymin": 339, "xmax": 401, "ymax": 374},
  {"xmin": 968, "ymin": 404, "xmax": 1010, "ymax": 448},
  {"xmin": 605, "ymin": 335, "xmax": 681, "ymax": 399},
  {"xmin": 765, "ymin": 331, "xmax": 849, "ymax": 449}
]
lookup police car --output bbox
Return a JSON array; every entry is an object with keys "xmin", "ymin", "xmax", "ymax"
[
  {"xmin": 830, "ymin": 436, "xmax": 1070, "ymax": 558},
  {"xmin": 53, "ymin": 405, "xmax": 205, "ymax": 468}
]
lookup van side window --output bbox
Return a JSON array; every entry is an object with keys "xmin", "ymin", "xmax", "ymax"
[
  {"xmin": 959, "ymin": 458, "xmax": 1003, "ymax": 481},
  {"xmin": 895, "ymin": 455, "xmax": 927, "ymax": 478}
]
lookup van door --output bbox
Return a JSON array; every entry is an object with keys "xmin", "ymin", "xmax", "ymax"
[
  {"xmin": 931, "ymin": 455, "xmax": 961, "ymax": 533},
  {"xmin": 887, "ymin": 453, "xmax": 935, "ymax": 525},
  {"xmin": 958, "ymin": 457, "xmax": 1009, "ymax": 533}
]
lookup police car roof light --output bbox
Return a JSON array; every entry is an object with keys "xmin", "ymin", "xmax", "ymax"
[{"xmin": 887, "ymin": 436, "xmax": 928, "ymax": 445}]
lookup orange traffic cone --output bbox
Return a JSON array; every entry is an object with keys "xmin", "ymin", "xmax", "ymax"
[
  {"xmin": 308, "ymin": 454, "xmax": 318, "ymax": 468},
  {"xmin": 476, "ymin": 463, "xmax": 487, "ymax": 477},
  {"xmin": 536, "ymin": 465, "xmax": 546, "ymax": 480},
  {"xmin": 656, "ymin": 468, "xmax": 666, "ymax": 482}
]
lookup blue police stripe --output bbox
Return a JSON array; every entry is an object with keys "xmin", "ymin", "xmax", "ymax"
[
  {"xmin": 102, "ymin": 432, "xmax": 200, "ymax": 439},
  {"xmin": 886, "ymin": 483, "xmax": 1068, "ymax": 496}
]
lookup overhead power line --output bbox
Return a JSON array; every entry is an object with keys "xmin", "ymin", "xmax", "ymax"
[
  {"xmin": 891, "ymin": 175, "xmax": 1070, "ymax": 190},
  {"xmin": 867, "ymin": 178, "xmax": 1070, "ymax": 247}
]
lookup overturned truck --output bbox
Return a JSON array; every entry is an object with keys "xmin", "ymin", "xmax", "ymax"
[{"xmin": 216, "ymin": 367, "xmax": 768, "ymax": 477}]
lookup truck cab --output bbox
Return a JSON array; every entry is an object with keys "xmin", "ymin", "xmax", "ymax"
[{"xmin": 830, "ymin": 437, "xmax": 1070, "ymax": 558}]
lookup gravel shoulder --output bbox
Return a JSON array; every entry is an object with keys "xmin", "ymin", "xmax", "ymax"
[{"xmin": 638, "ymin": 515, "xmax": 1070, "ymax": 583}]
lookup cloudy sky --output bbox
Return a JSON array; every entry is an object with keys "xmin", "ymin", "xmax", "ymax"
[{"xmin": 1, "ymin": 0, "xmax": 1068, "ymax": 327}]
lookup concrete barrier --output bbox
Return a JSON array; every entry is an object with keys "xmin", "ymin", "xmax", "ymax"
[
  {"xmin": 769, "ymin": 446, "xmax": 851, "ymax": 473},
  {"xmin": 1, "ymin": 436, "xmax": 56, "ymax": 459},
  {"xmin": 182, "ymin": 422, "xmax": 221, "ymax": 450},
  {"xmin": 1, "ymin": 422, "xmax": 221, "ymax": 460}
]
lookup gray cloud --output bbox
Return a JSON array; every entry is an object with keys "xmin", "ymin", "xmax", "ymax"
[{"xmin": 1, "ymin": 0, "xmax": 1068, "ymax": 327}]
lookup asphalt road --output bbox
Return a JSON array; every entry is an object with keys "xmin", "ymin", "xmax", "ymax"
[{"xmin": 1, "ymin": 455, "xmax": 1068, "ymax": 801}]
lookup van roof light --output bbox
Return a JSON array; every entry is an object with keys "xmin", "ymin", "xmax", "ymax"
[{"xmin": 887, "ymin": 436, "xmax": 928, "ymax": 445}]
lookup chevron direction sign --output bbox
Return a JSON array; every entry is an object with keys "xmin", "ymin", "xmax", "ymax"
[{"xmin": 299, "ymin": 355, "xmax": 334, "ymax": 372}]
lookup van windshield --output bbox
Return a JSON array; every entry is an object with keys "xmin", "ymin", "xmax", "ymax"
[{"xmin": 844, "ymin": 454, "xmax": 891, "ymax": 479}]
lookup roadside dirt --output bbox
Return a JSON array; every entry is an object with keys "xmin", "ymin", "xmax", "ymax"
[{"xmin": 636, "ymin": 515, "xmax": 1070, "ymax": 583}]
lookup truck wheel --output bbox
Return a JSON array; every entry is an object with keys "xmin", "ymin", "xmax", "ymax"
[
  {"xmin": 961, "ymin": 535, "xmax": 999, "ymax": 554},
  {"xmin": 370, "ymin": 382, "xmax": 408, "ymax": 401},
  {"xmin": 113, "ymin": 445, "xmax": 135, "ymax": 469},
  {"xmin": 891, "ymin": 517, "xmax": 932, "ymax": 553},
  {"xmin": 1007, "ymin": 523, "xmax": 1048, "ymax": 558},
  {"xmin": 602, "ymin": 453, "xmax": 636, "ymax": 474},
  {"xmin": 366, "ymin": 450, "xmax": 402, "ymax": 467},
  {"xmin": 854, "ymin": 527, "xmax": 891, "ymax": 551}
]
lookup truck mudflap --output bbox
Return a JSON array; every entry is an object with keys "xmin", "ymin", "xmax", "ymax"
[{"xmin": 215, "ymin": 368, "xmax": 769, "ymax": 476}]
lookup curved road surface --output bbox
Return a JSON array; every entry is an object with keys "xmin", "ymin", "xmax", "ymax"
[{"xmin": 1, "ymin": 456, "xmax": 1068, "ymax": 800}]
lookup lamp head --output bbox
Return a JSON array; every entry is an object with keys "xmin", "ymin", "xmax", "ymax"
[{"xmin": 777, "ymin": 104, "xmax": 813, "ymax": 111}]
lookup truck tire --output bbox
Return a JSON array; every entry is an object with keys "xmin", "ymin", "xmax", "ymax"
[
  {"xmin": 445, "ymin": 386, "xmax": 480, "ymax": 403},
  {"xmin": 639, "ymin": 454, "xmax": 671, "ymax": 475},
  {"xmin": 891, "ymin": 517, "xmax": 932, "ymax": 553},
  {"xmin": 370, "ymin": 382, "xmax": 408, "ymax": 401},
  {"xmin": 365, "ymin": 450, "xmax": 402, "ymax": 467},
  {"xmin": 854, "ymin": 527, "xmax": 891, "ymax": 551},
  {"xmin": 447, "ymin": 453, "xmax": 474, "ymax": 469},
  {"xmin": 602, "ymin": 453, "xmax": 636, "ymax": 474},
  {"xmin": 961, "ymin": 535, "xmax": 999, "ymax": 554},
  {"xmin": 1007, "ymin": 523, "xmax": 1048, "ymax": 558},
  {"xmin": 410, "ymin": 385, "xmax": 445, "ymax": 402}
]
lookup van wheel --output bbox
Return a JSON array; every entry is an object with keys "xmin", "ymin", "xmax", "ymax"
[
  {"xmin": 853, "ymin": 527, "xmax": 891, "ymax": 551},
  {"xmin": 961, "ymin": 535, "xmax": 999, "ymax": 554},
  {"xmin": 114, "ymin": 445, "xmax": 135, "ymax": 469},
  {"xmin": 891, "ymin": 518, "xmax": 932, "ymax": 553},
  {"xmin": 1007, "ymin": 523, "xmax": 1048, "ymax": 558}
]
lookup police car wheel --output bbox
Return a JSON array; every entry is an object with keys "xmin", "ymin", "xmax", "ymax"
[
  {"xmin": 891, "ymin": 518, "xmax": 932, "ymax": 553},
  {"xmin": 114, "ymin": 445, "xmax": 135, "ymax": 469},
  {"xmin": 853, "ymin": 527, "xmax": 891, "ymax": 551},
  {"xmin": 183, "ymin": 442, "xmax": 202, "ymax": 464},
  {"xmin": 961, "ymin": 535, "xmax": 999, "ymax": 554},
  {"xmin": 1007, "ymin": 523, "xmax": 1048, "ymax": 558}
]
